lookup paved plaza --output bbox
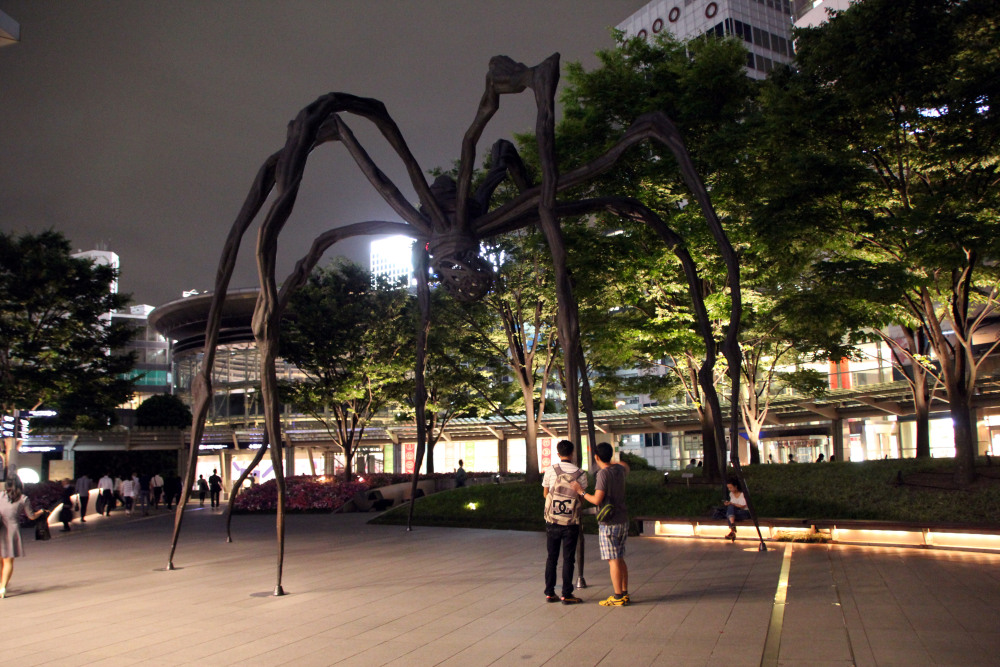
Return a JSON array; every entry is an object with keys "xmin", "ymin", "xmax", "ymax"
[{"xmin": 1, "ymin": 507, "xmax": 997, "ymax": 666}]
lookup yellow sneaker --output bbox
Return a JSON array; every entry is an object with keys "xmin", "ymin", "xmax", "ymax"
[{"xmin": 599, "ymin": 594, "xmax": 629, "ymax": 606}]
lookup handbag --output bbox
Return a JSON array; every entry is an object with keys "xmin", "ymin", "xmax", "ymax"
[
  {"xmin": 596, "ymin": 503, "xmax": 614, "ymax": 522},
  {"xmin": 35, "ymin": 519, "xmax": 51, "ymax": 541}
]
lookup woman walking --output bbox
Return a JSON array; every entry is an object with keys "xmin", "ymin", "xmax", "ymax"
[{"xmin": 1, "ymin": 476, "xmax": 48, "ymax": 598}]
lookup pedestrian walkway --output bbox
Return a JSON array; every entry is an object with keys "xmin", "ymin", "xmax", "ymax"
[{"xmin": 1, "ymin": 507, "xmax": 997, "ymax": 666}]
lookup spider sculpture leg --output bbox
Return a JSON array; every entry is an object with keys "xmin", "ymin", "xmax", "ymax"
[{"xmin": 167, "ymin": 93, "xmax": 439, "ymax": 587}]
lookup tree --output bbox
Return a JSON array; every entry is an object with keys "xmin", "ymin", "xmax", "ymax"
[
  {"xmin": 135, "ymin": 394, "xmax": 193, "ymax": 428},
  {"xmin": 792, "ymin": 0, "xmax": 1000, "ymax": 484},
  {"xmin": 398, "ymin": 285, "xmax": 507, "ymax": 474},
  {"xmin": 0, "ymin": 230, "xmax": 135, "ymax": 465},
  {"xmin": 278, "ymin": 261, "xmax": 412, "ymax": 482},
  {"xmin": 463, "ymin": 229, "xmax": 562, "ymax": 482},
  {"xmin": 551, "ymin": 33, "xmax": 758, "ymax": 481}
]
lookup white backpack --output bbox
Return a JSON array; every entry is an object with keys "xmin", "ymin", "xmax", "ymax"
[{"xmin": 544, "ymin": 464, "xmax": 583, "ymax": 525}]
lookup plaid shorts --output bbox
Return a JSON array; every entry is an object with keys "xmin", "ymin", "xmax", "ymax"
[{"xmin": 598, "ymin": 522, "xmax": 628, "ymax": 560}]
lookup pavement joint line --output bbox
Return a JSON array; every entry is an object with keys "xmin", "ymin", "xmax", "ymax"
[
  {"xmin": 760, "ymin": 542, "xmax": 792, "ymax": 667},
  {"xmin": 828, "ymin": 544, "xmax": 860, "ymax": 667}
]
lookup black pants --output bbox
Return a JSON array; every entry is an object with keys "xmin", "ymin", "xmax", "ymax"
[
  {"xmin": 545, "ymin": 522, "xmax": 581, "ymax": 598},
  {"xmin": 78, "ymin": 492, "xmax": 88, "ymax": 518},
  {"xmin": 210, "ymin": 489, "xmax": 221, "ymax": 507},
  {"xmin": 101, "ymin": 489, "xmax": 114, "ymax": 515}
]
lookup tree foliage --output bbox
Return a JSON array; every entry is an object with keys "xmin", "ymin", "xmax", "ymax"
[
  {"xmin": 135, "ymin": 393, "xmax": 193, "ymax": 428},
  {"xmin": 278, "ymin": 261, "xmax": 413, "ymax": 481},
  {"xmin": 788, "ymin": 0, "xmax": 1000, "ymax": 483},
  {"xmin": 0, "ymin": 231, "xmax": 135, "ymax": 442}
]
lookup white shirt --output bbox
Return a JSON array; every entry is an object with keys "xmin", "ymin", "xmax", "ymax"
[{"xmin": 98, "ymin": 475, "xmax": 113, "ymax": 492}]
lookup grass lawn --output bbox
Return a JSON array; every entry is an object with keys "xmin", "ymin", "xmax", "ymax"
[{"xmin": 369, "ymin": 456, "xmax": 1000, "ymax": 533}]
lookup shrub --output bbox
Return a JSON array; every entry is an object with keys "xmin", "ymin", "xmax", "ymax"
[{"xmin": 619, "ymin": 452, "xmax": 655, "ymax": 470}]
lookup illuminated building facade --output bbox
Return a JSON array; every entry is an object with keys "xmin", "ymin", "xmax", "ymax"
[{"xmin": 617, "ymin": 0, "xmax": 795, "ymax": 79}]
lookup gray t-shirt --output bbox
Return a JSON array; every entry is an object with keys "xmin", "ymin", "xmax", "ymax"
[{"xmin": 595, "ymin": 463, "xmax": 628, "ymax": 525}]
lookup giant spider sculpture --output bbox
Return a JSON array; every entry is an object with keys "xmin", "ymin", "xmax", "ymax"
[{"xmin": 166, "ymin": 54, "xmax": 765, "ymax": 595}]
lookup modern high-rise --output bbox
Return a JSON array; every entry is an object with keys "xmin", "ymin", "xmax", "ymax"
[
  {"xmin": 369, "ymin": 235, "xmax": 415, "ymax": 287},
  {"xmin": 791, "ymin": 0, "xmax": 850, "ymax": 28},
  {"xmin": 617, "ymin": 0, "xmax": 795, "ymax": 78},
  {"xmin": 71, "ymin": 249, "xmax": 171, "ymax": 419}
]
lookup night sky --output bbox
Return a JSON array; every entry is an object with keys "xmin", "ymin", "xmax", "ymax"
[{"xmin": 0, "ymin": 1, "xmax": 642, "ymax": 307}]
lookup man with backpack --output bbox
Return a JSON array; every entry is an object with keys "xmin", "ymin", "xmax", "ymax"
[{"xmin": 542, "ymin": 439, "xmax": 588, "ymax": 605}]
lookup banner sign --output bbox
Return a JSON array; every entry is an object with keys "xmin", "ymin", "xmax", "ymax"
[{"xmin": 404, "ymin": 442, "xmax": 416, "ymax": 474}]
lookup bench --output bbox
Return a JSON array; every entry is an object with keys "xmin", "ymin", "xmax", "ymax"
[{"xmin": 634, "ymin": 516, "xmax": 1000, "ymax": 553}]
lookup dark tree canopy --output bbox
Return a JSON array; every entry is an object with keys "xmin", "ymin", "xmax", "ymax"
[
  {"xmin": 787, "ymin": 0, "xmax": 1000, "ymax": 483},
  {"xmin": 135, "ymin": 393, "xmax": 193, "ymax": 428},
  {"xmin": 0, "ymin": 230, "xmax": 135, "ymax": 438}
]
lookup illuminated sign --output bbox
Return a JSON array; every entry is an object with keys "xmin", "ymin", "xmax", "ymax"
[{"xmin": 18, "ymin": 445, "xmax": 60, "ymax": 453}]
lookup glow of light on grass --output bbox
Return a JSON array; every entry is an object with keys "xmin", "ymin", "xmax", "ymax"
[{"xmin": 466, "ymin": 502, "xmax": 478, "ymax": 511}]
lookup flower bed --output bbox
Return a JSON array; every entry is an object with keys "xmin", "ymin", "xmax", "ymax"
[
  {"xmin": 20, "ymin": 481, "xmax": 63, "ymax": 526},
  {"xmin": 232, "ymin": 475, "xmax": 366, "ymax": 513},
  {"xmin": 231, "ymin": 472, "xmax": 509, "ymax": 513}
]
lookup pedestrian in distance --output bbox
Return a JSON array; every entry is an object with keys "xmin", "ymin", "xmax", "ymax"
[
  {"xmin": 197, "ymin": 475, "xmax": 208, "ymax": 507},
  {"xmin": 121, "ymin": 476, "xmax": 135, "ymax": 517},
  {"xmin": 150, "ymin": 472, "xmax": 164, "ymax": 509},
  {"xmin": 165, "ymin": 473, "xmax": 182, "ymax": 509},
  {"xmin": 75, "ymin": 473, "xmax": 91, "ymax": 522},
  {"xmin": 1, "ymin": 476, "xmax": 48, "ymax": 598},
  {"xmin": 208, "ymin": 469, "xmax": 223, "ymax": 508},
  {"xmin": 542, "ymin": 439, "xmax": 588, "ymax": 605},
  {"xmin": 572, "ymin": 442, "xmax": 631, "ymax": 606},
  {"xmin": 454, "ymin": 460, "xmax": 467, "ymax": 488},
  {"xmin": 136, "ymin": 472, "xmax": 151, "ymax": 516},
  {"xmin": 58, "ymin": 478, "xmax": 74, "ymax": 532},
  {"xmin": 97, "ymin": 472, "xmax": 114, "ymax": 516}
]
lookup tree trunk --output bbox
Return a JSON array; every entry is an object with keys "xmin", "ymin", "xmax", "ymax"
[
  {"xmin": 748, "ymin": 431, "xmax": 761, "ymax": 465},
  {"xmin": 521, "ymin": 387, "xmax": 541, "ymax": 484},
  {"xmin": 699, "ymin": 404, "xmax": 722, "ymax": 483},
  {"xmin": 912, "ymin": 369, "xmax": 931, "ymax": 459},
  {"xmin": 343, "ymin": 442, "xmax": 354, "ymax": 482},
  {"xmin": 948, "ymin": 382, "xmax": 977, "ymax": 486}
]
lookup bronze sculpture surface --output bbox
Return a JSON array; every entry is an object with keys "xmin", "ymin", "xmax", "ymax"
[{"xmin": 166, "ymin": 54, "xmax": 760, "ymax": 595}]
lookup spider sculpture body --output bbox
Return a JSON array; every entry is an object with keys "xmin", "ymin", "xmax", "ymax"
[{"xmin": 166, "ymin": 53, "xmax": 764, "ymax": 594}]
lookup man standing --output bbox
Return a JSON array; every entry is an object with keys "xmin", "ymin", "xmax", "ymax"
[
  {"xmin": 542, "ymin": 439, "xmax": 588, "ymax": 605},
  {"xmin": 454, "ymin": 460, "xmax": 467, "ymax": 488},
  {"xmin": 75, "ymin": 473, "xmax": 91, "ymax": 522},
  {"xmin": 208, "ymin": 468, "xmax": 223, "ymax": 508},
  {"xmin": 97, "ymin": 472, "xmax": 114, "ymax": 516},
  {"xmin": 573, "ymin": 442, "xmax": 630, "ymax": 606}
]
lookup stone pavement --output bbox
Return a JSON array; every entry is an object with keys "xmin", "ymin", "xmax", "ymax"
[{"xmin": 1, "ymin": 507, "xmax": 998, "ymax": 666}]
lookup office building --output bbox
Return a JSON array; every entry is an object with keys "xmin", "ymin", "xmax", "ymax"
[{"xmin": 617, "ymin": 0, "xmax": 795, "ymax": 78}]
